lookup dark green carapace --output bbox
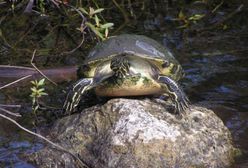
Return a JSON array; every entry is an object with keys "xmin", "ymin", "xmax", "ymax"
[{"xmin": 64, "ymin": 34, "xmax": 190, "ymax": 114}]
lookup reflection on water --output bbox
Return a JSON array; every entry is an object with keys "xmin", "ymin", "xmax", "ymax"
[
  {"xmin": 0, "ymin": 124, "xmax": 43, "ymax": 167},
  {"xmin": 0, "ymin": 139, "xmax": 42, "ymax": 168},
  {"xmin": 182, "ymin": 52, "xmax": 248, "ymax": 165}
]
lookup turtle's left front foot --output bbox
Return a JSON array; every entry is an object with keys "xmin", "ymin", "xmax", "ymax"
[
  {"xmin": 158, "ymin": 76, "xmax": 190, "ymax": 115},
  {"xmin": 174, "ymin": 89, "xmax": 190, "ymax": 114}
]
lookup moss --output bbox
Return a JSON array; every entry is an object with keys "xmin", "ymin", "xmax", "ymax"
[
  {"xmin": 105, "ymin": 75, "xmax": 142, "ymax": 88},
  {"xmin": 103, "ymin": 76, "xmax": 124, "ymax": 87},
  {"xmin": 232, "ymin": 147, "xmax": 242, "ymax": 159},
  {"xmin": 143, "ymin": 77, "xmax": 153, "ymax": 86},
  {"xmin": 125, "ymin": 76, "xmax": 141, "ymax": 86}
]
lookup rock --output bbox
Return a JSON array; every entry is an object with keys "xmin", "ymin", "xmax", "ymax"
[{"xmin": 27, "ymin": 98, "xmax": 237, "ymax": 168}]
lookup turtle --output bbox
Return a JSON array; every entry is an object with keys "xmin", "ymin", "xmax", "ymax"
[{"xmin": 63, "ymin": 34, "xmax": 190, "ymax": 114}]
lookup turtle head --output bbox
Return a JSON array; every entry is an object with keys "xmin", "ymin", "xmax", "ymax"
[
  {"xmin": 77, "ymin": 64, "xmax": 91, "ymax": 78},
  {"xmin": 110, "ymin": 54, "xmax": 130, "ymax": 78},
  {"xmin": 157, "ymin": 59, "xmax": 183, "ymax": 81}
]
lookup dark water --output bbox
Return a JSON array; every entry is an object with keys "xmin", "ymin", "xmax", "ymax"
[
  {"xmin": 0, "ymin": 27, "xmax": 248, "ymax": 168},
  {"xmin": 184, "ymin": 52, "xmax": 248, "ymax": 147},
  {"xmin": 0, "ymin": 118, "xmax": 43, "ymax": 167},
  {"xmin": 178, "ymin": 31, "xmax": 248, "ymax": 166}
]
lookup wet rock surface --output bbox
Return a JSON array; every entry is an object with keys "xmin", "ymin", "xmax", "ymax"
[{"xmin": 27, "ymin": 98, "xmax": 236, "ymax": 168}]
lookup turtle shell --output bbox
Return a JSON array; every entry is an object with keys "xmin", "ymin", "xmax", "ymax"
[{"xmin": 84, "ymin": 34, "xmax": 178, "ymax": 64}]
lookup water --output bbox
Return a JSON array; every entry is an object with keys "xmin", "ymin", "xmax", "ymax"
[
  {"xmin": 178, "ymin": 34, "xmax": 248, "ymax": 166},
  {"xmin": 0, "ymin": 118, "xmax": 43, "ymax": 167},
  {"xmin": 0, "ymin": 17, "xmax": 248, "ymax": 168}
]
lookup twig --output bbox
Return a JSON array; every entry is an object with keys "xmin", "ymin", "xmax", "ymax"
[
  {"xmin": 30, "ymin": 50, "xmax": 57, "ymax": 86},
  {"xmin": 0, "ymin": 113, "xmax": 89, "ymax": 168},
  {"xmin": 32, "ymin": 3, "xmax": 88, "ymax": 55},
  {"xmin": 61, "ymin": 34, "xmax": 85, "ymax": 55},
  {"xmin": 0, "ymin": 65, "xmax": 35, "ymax": 70},
  {"xmin": 211, "ymin": 1, "xmax": 224, "ymax": 13},
  {"xmin": 0, "ymin": 29, "xmax": 14, "ymax": 49},
  {"xmin": 196, "ymin": 4, "xmax": 244, "ymax": 32},
  {"xmin": 59, "ymin": 4, "xmax": 87, "ymax": 54},
  {"xmin": 24, "ymin": 0, "xmax": 34, "ymax": 13},
  {"xmin": 14, "ymin": 19, "xmax": 39, "ymax": 47},
  {"xmin": 0, "ymin": 104, "xmax": 21, "ymax": 108},
  {"xmin": 0, "ymin": 1, "xmax": 7, "ymax": 5},
  {"xmin": 214, "ymin": 4, "xmax": 244, "ymax": 25},
  {"xmin": 112, "ymin": 0, "xmax": 130, "ymax": 34},
  {"xmin": 0, "ymin": 107, "xmax": 21, "ymax": 117},
  {"xmin": 66, "ymin": 4, "xmax": 86, "ymax": 22},
  {"xmin": 0, "ymin": 75, "xmax": 32, "ymax": 90},
  {"xmin": 112, "ymin": 0, "xmax": 129, "ymax": 23},
  {"xmin": 50, "ymin": 0, "xmax": 60, "ymax": 7}
]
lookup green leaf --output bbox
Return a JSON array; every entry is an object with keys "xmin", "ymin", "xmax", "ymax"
[
  {"xmin": 177, "ymin": 23, "xmax": 189, "ymax": 29},
  {"xmin": 40, "ymin": 92, "xmax": 48, "ymax": 96},
  {"xmin": 38, "ymin": 78, "xmax": 45, "ymax": 86},
  {"xmin": 189, "ymin": 14, "xmax": 205, "ymax": 21},
  {"xmin": 78, "ymin": 7, "xmax": 88, "ymax": 15},
  {"xmin": 31, "ymin": 80, "xmax": 38, "ymax": 86},
  {"xmin": 100, "ymin": 23, "xmax": 114, "ymax": 29},
  {"xmin": 86, "ymin": 22, "xmax": 104, "ymax": 40},
  {"xmin": 31, "ymin": 87, "xmax": 37, "ymax": 92},
  {"xmin": 178, "ymin": 10, "xmax": 186, "ymax": 20},
  {"xmin": 38, "ymin": 88, "xmax": 45, "ymax": 92},
  {"xmin": 34, "ymin": 105, "xmax": 39, "ymax": 111},
  {"xmin": 92, "ymin": 8, "xmax": 104, "ymax": 15},
  {"xmin": 223, "ymin": 24, "xmax": 228, "ymax": 30},
  {"xmin": 89, "ymin": 7, "xmax": 95, "ymax": 17},
  {"xmin": 95, "ymin": 15, "xmax": 100, "ymax": 27},
  {"xmin": 105, "ymin": 28, "xmax": 109, "ymax": 38}
]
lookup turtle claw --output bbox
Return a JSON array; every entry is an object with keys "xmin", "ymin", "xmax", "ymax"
[
  {"xmin": 175, "ymin": 95, "xmax": 190, "ymax": 115},
  {"xmin": 174, "ymin": 89, "xmax": 190, "ymax": 115}
]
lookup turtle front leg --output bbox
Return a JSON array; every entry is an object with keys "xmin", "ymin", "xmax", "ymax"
[
  {"xmin": 63, "ymin": 78, "xmax": 94, "ymax": 114},
  {"xmin": 157, "ymin": 75, "xmax": 190, "ymax": 114}
]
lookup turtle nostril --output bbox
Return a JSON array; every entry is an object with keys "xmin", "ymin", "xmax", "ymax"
[{"xmin": 162, "ymin": 61, "xmax": 170, "ymax": 68}]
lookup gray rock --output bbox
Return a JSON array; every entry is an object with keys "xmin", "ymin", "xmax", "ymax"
[{"xmin": 27, "ymin": 98, "xmax": 237, "ymax": 168}]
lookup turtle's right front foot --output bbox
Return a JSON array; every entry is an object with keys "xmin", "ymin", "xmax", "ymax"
[{"xmin": 63, "ymin": 78, "xmax": 94, "ymax": 114}]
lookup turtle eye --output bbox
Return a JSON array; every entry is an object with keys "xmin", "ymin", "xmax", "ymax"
[
  {"xmin": 78, "ymin": 65, "xmax": 90, "ymax": 76},
  {"xmin": 162, "ymin": 61, "xmax": 170, "ymax": 68},
  {"xmin": 81, "ymin": 65, "xmax": 90, "ymax": 71}
]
